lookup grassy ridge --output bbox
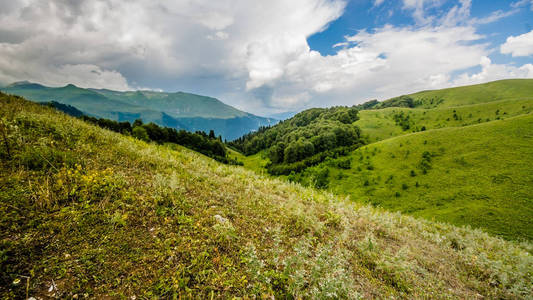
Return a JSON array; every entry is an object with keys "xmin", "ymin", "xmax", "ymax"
[
  {"xmin": 1, "ymin": 94, "xmax": 532, "ymax": 298},
  {"xmin": 409, "ymin": 79, "xmax": 533, "ymax": 108},
  {"xmin": 356, "ymin": 98, "xmax": 533, "ymax": 142},
  {"xmin": 303, "ymin": 114, "xmax": 533, "ymax": 240}
]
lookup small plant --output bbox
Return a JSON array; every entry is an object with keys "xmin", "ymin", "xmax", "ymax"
[
  {"xmin": 336, "ymin": 157, "xmax": 351, "ymax": 169},
  {"xmin": 419, "ymin": 151, "xmax": 433, "ymax": 174}
]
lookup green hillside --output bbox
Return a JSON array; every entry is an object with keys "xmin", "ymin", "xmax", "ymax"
[
  {"xmin": 356, "ymin": 98, "xmax": 533, "ymax": 142},
  {"xmin": 1, "ymin": 82, "xmax": 276, "ymax": 140},
  {"xmin": 1, "ymin": 93, "xmax": 532, "ymax": 299},
  {"xmin": 295, "ymin": 114, "xmax": 533, "ymax": 240},
  {"xmin": 229, "ymin": 106, "xmax": 364, "ymax": 175},
  {"xmin": 409, "ymin": 79, "xmax": 533, "ymax": 108},
  {"xmin": 232, "ymin": 80, "xmax": 533, "ymax": 241}
]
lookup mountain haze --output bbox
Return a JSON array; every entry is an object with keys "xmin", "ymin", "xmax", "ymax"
[{"xmin": 1, "ymin": 81, "xmax": 276, "ymax": 140}]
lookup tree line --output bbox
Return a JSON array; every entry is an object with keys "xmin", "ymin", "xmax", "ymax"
[
  {"xmin": 81, "ymin": 116, "xmax": 241, "ymax": 164},
  {"xmin": 40, "ymin": 101, "xmax": 240, "ymax": 165}
]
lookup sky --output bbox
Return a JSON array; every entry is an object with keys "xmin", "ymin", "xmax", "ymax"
[{"xmin": 0, "ymin": 0, "xmax": 532, "ymax": 116}]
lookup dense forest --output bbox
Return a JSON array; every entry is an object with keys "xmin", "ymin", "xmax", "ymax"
[{"xmin": 229, "ymin": 106, "xmax": 364, "ymax": 174}]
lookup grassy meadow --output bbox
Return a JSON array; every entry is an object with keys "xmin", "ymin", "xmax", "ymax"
[
  {"xmin": 1, "ymin": 94, "xmax": 532, "ymax": 298},
  {"xmin": 356, "ymin": 98, "xmax": 533, "ymax": 142},
  {"xmin": 409, "ymin": 79, "xmax": 533, "ymax": 108}
]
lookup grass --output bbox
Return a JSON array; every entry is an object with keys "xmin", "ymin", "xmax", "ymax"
[
  {"xmin": 227, "ymin": 149, "xmax": 270, "ymax": 175},
  {"xmin": 1, "ymin": 94, "xmax": 532, "ymax": 298},
  {"xmin": 356, "ymin": 98, "xmax": 533, "ymax": 142},
  {"xmin": 409, "ymin": 79, "xmax": 533, "ymax": 108},
  {"xmin": 299, "ymin": 114, "xmax": 533, "ymax": 240}
]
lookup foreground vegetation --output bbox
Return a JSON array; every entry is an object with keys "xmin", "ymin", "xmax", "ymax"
[{"xmin": 1, "ymin": 94, "xmax": 532, "ymax": 298}]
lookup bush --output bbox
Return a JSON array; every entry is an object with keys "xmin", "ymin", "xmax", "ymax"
[
  {"xmin": 314, "ymin": 167, "xmax": 330, "ymax": 189},
  {"xmin": 336, "ymin": 158, "xmax": 351, "ymax": 169},
  {"xmin": 132, "ymin": 126, "xmax": 150, "ymax": 142}
]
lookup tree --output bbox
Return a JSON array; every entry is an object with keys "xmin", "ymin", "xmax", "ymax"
[
  {"xmin": 132, "ymin": 126, "xmax": 150, "ymax": 142},
  {"xmin": 269, "ymin": 142, "xmax": 286, "ymax": 164},
  {"xmin": 133, "ymin": 119, "xmax": 143, "ymax": 127}
]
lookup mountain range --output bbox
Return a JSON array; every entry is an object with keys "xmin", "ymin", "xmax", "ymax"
[{"xmin": 0, "ymin": 81, "xmax": 276, "ymax": 140}]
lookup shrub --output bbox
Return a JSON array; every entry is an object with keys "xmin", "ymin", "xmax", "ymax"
[{"xmin": 336, "ymin": 158, "xmax": 351, "ymax": 169}]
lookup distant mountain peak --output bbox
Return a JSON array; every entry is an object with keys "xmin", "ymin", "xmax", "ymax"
[{"xmin": 7, "ymin": 81, "xmax": 45, "ymax": 89}]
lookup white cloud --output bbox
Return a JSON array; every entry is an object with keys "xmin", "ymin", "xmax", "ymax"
[
  {"xmin": 401, "ymin": 0, "xmax": 446, "ymax": 25},
  {"xmin": 511, "ymin": 0, "xmax": 533, "ymax": 11},
  {"xmin": 0, "ymin": 0, "xmax": 347, "ymax": 110},
  {"xmin": 501, "ymin": 30, "xmax": 533, "ymax": 57},
  {"xmin": 207, "ymin": 31, "xmax": 229, "ymax": 41},
  {"xmin": 470, "ymin": 9, "xmax": 518, "ymax": 25},
  {"xmin": 453, "ymin": 56, "xmax": 533, "ymax": 85}
]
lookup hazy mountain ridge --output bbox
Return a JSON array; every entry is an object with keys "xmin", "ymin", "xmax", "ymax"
[{"xmin": 1, "ymin": 81, "xmax": 276, "ymax": 140}]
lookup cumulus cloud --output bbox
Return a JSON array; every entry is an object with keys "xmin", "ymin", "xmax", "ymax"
[
  {"xmin": 0, "ymin": 0, "xmax": 531, "ymax": 114},
  {"xmin": 454, "ymin": 56, "xmax": 533, "ymax": 85},
  {"xmin": 501, "ymin": 30, "xmax": 533, "ymax": 57}
]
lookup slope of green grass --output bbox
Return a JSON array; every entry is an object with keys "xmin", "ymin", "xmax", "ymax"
[
  {"xmin": 409, "ymin": 79, "xmax": 533, "ymax": 108},
  {"xmin": 356, "ymin": 98, "xmax": 533, "ymax": 142},
  {"xmin": 227, "ymin": 149, "xmax": 270, "ymax": 175},
  {"xmin": 298, "ymin": 114, "xmax": 533, "ymax": 240},
  {"xmin": 1, "ymin": 94, "xmax": 532, "ymax": 298}
]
